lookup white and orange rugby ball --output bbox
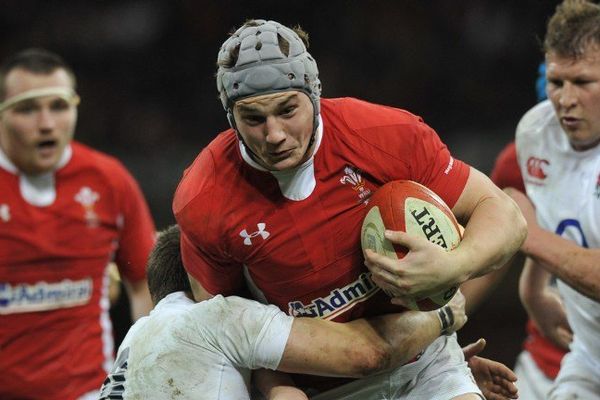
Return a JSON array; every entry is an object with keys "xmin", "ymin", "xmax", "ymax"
[{"xmin": 361, "ymin": 180, "xmax": 462, "ymax": 311}]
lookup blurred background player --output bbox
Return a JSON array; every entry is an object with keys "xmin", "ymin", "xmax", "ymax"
[
  {"xmin": 100, "ymin": 225, "xmax": 517, "ymax": 400},
  {"xmin": 461, "ymin": 60, "xmax": 569, "ymax": 400},
  {"xmin": 174, "ymin": 19, "xmax": 525, "ymax": 398},
  {"xmin": 508, "ymin": 0, "xmax": 600, "ymax": 398},
  {"xmin": 0, "ymin": 48, "xmax": 155, "ymax": 400}
]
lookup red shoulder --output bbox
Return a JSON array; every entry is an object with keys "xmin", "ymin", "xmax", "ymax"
[
  {"xmin": 321, "ymin": 97, "xmax": 422, "ymax": 131},
  {"xmin": 490, "ymin": 142, "xmax": 524, "ymax": 191},
  {"xmin": 173, "ymin": 130, "xmax": 238, "ymax": 230},
  {"xmin": 70, "ymin": 141, "xmax": 129, "ymax": 175}
]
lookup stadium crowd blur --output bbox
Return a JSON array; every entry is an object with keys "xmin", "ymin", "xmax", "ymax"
[{"xmin": 0, "ymin": 0, "xmax": 562, "ymax": 366}]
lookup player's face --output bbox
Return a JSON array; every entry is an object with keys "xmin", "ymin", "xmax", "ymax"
[
  {"xmin": 0, "ymin": 68, "xmax": 77, "ymax": 175},
  {"xmin": 233, "ymin": 91, "xmax": 315, "ymax": 171},
  {"xmin": 546, "ymin": 46, "xmax": 600, "ymax": 151}
]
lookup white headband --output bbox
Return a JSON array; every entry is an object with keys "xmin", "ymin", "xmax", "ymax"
[{"xmin": 0, "ymin": 87, "xmax": 80, "ymax": 113}]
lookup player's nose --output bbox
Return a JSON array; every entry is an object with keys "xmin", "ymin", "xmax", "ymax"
[
  {"xmin": 558, "ymin": 82, "xmax": 578, "ymax": 109},
  {"xmin": 264, "ymin": 116, "xmax": 286, "ymax": 144},
  {"xmin": 37, "ymin": 108, "xmax": 56, "ymax": 133}
]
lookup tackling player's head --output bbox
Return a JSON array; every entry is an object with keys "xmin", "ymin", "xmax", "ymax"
[
  {"xmin": 216, "ymin": 19, "xmax": 322, "ymax": 171},
  {"xmin": 544, "ymin": 0, "xmax": 600, "ymax": 151},
  {"xmin": 0, "ymin": 48, "xmax": 79, "ymax": 175},
  {"xmin": 147, "ymin": 224, "xmax": 193, "ymax": 305}
]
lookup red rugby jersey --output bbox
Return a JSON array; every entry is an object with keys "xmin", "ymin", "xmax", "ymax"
[
  {"xmin": 0, "ymin": 141, "xmax": 155, "ymax": 399},
  {"xmin": 175, "ymin": 97, "xmax": 471, "ymax": 391},
  {"xmin": 174, "ymin": 97, "xmax": 470, "ymax": 321}
]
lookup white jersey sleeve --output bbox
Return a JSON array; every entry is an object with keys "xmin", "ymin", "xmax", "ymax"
[
  {"xmin": 188, "ymin": 295, "xmax": 294, "ymax": 370},
  {"xmin": 100, "ymin": 293, "xmax": 294, "ymax": 399}
]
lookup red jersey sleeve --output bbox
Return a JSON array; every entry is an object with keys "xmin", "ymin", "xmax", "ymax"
[
  {"xmin": 405, "ymin": 122, "xmax": 470, "ymax": 208},
  {"xmin": 174, "ymin": 146, "xmax": 245, "ymax": 295},
  {"xmin": 332, "ymin": 98, "xmax": 470, "ymax": 209},
  {"xmin": 180, "ymin": 230, "xmax": 244, "ymax": 295},
  {"xmin": 112, "ymin": 164, "xmax": 156, "ymax": 283},
  {"xmin": 490, "ymin": 142, "xmax": 525, "ymax": 191}
]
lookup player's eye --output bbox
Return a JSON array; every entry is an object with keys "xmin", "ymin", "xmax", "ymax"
[
  {"xmin": 50, "ymin": 99, "xmax": 70, "ymax": 111},
  {"xmin": 573, "ymin": 79, "xmax": 593, "ymax": 86},
  {"xmin": 12, "ymin": 101, "xmax": 38, "ymax": 114},
  {"xmin": 548, "ymin": 79, "xmax": 563, "ymax": 88},
  {"xmin": 243, "ymin": 115, "xmax": 264, "ymax": 125},
  {"xmin": 281, "ymin": 106, "xmax": 296, "ymax": 116}
]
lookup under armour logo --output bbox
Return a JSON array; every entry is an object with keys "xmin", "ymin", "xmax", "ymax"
[
  {"xmin": 239, "ymin": 223, "xmax": 270, "ymax": 246},
  {"xmin": 0, "ymin": 204, "xmax": 10, "ymax": 222}
]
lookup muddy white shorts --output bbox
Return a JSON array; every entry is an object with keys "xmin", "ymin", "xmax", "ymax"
[{"xmin": 312, "ymin": 334, "xmax": 483, "ymax": 400}]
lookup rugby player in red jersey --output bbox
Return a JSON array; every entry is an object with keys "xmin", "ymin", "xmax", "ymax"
[
  {"xmin": 0, "ymin": 48, "xmax": 155, "ymax": 399},
  {"xmin": 174, "ymin": 19, "xmax": 525, "ymax": 399}
]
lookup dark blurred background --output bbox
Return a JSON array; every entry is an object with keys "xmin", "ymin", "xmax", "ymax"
[{"xmin": 1, "ymin": 0, "xmax": 562, "ymax": 368}]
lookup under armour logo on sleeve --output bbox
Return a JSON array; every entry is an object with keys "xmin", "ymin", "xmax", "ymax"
[{"xmin": 239, "ymin": 223, "xmax": 270, "ymax": 246}]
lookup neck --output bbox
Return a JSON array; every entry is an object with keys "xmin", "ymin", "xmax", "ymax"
[{"xmin": 571, "ymin": 137, "xmax": 600, "ymax": 152}]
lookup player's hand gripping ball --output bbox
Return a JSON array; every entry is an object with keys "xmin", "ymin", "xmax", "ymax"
[{"xmin": 361, "ymin": 180, "xmax": 462, "ymax": 311}]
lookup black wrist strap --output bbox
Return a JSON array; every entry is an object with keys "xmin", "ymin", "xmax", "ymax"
[{"xmin": 437, "ymin": 305, "xmax": 455, "ymax": 335}]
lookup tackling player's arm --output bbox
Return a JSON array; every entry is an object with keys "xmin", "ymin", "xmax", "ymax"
[
  {"xmin": 277, "ymin": 291, "xmax": 466, "ymax": 378},
  {"xmin": 509, "ymin": 188, "xmax": 600, "ymax": 301}
]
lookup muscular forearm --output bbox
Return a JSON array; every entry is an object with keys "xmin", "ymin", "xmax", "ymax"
[
  {"xmin": 523, "ymin": 227, "xmax": 600, "ymax": 301},
  {"xmin": 452, "ymin": 169, "xmax": 527, "ymax": 283},
  {"xmin": 279, "ymin": 310, "xmax": 443, "ymax": 379},
  {"xmin": 519, "ymin": 257, "xmax": 573, "ymax": 349},
  {"xmin": 455, "ymin": 197, "xmax": 526, "ymax": 282},
  {"xmin": 519, "ymin": 257, "xmax": 552, "ymax": 312}
]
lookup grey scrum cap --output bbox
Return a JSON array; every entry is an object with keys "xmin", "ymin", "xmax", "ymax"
[{"xmin": 216, "ymin": 20, "xmax": 321, "ymax": 116}]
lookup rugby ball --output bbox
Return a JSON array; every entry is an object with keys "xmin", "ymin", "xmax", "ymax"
[{"xmin": 361, "ymin": 180, "xmax": 462, "ymax": 311}]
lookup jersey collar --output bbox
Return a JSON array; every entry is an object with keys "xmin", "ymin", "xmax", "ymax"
[
  {"xmin": 239, "ymin": 115, "xmax": 323, "ymax": 201},
  {"xmin": 0, "ymin": 143, "xmax": 73, "ymax": 175}
]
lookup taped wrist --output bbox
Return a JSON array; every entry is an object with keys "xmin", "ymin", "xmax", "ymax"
[{"xmin": 437, "ymin": 305, "xmax": 455, "ymax": 335}]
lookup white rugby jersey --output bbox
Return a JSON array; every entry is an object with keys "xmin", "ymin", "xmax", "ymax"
[
  {"xmin": 99, "ymin": 292, "xmax": 293, "ymax": 399},
  {"xmin": 516, "ymin": 100, "xmax": 600, "ymax": 373}
]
